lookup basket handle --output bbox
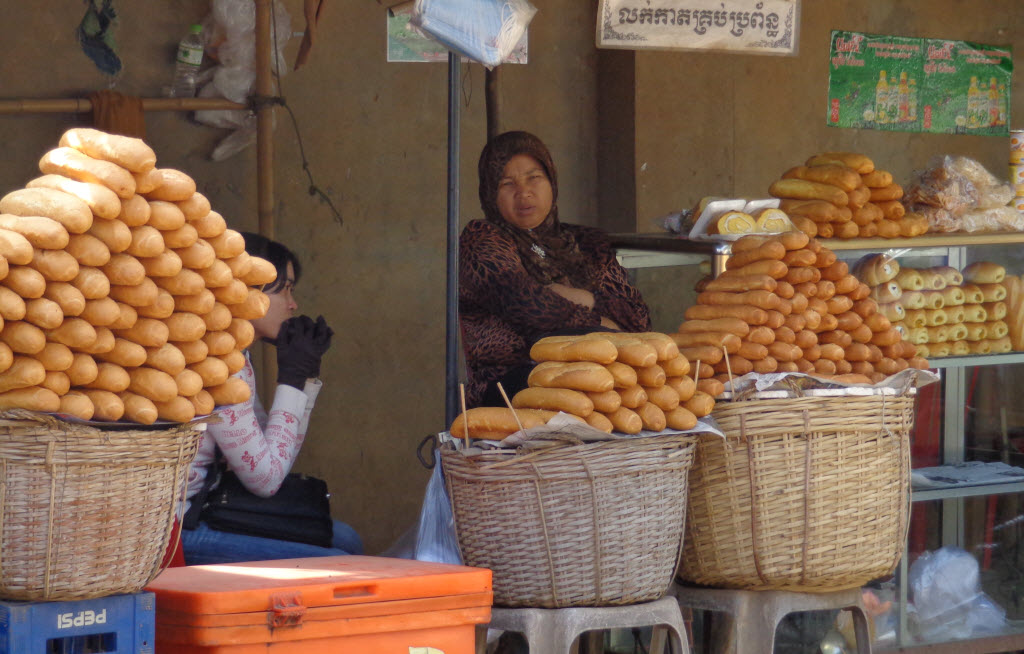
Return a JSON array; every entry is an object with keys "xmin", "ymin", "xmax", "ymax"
[{"xmin": 740, "ymin": 413, "xmax": 768, "ymax": 586}]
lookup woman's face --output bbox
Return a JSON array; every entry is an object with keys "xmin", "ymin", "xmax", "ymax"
[
  {"xmin": 496, "ymin": 154, "xmax": 553, "ymax": 230},
  {"xmin": 252, "ymin": 262, "xmax": 297, "ymax": 342}
]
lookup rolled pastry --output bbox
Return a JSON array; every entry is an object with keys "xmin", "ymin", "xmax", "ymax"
[
  {"xmin": 950, "ymin": 340, "xmax": 970, "ymax": 356},
  {"xmin": 907, "ymin": 327, "xmax": 929, "ymax": 345},
  {"xmin": 930, "ymin": 342, "xmax": 952, "ymax": 358},
  {"xmin": 921, "ymin": 290, "xmax": 946, "ymax": 310},
  {"xmin": 988, "ymin": 320, "xmax": 1009, "ymax": 339},
  {"xmin": 982, "ymin": 301, "xmax": 1007, "ymax": 321},
  {"xmin": 918, "ymin": 269, "xmax": 948, "ymax": 291},
  {"xmin": 930, "ymin": 266, "xmax": 963, "ymax": 286},
  {"xmin": 968, "ymin": 340, "xmax": 992, "ymax": 355},
  {"xmin": 961, "ymin": 284, "xmax": 985, "ymax": 304},
  {"xmin": 879, "ymin": 302, "xmax": 906, "ymax": 323},
  {"xmin": 902, "ymin": 309, "xmax": 927, "ymax": 329},
  {"xmin": 940, "ymin": 285, "xmax": 966, "ymax": 306},
  {"xmin": 962, "ymin": 261, "xmax": 1006, "ymax": 284},
  {"xmin": 897, "ymin": 290, "xmax": 926, "ymax": 310},
  {"xmin": 965, "ymin": 323, "xmax": 989, "ymax": 341},
  {"xmin": 926, "ymin": 325, "xmax": 950, "ymax": 344},
  {"xmin": 894, "ymin": 268, "xmax": 925, "ymax": 291},
  {"xmin": 977, "ymin": 283, "xmax": 1007, "ymax": 302},
  {"xmin": 870, "ymin": 281, "xmax": 903, "ymax": 304},
  {"xmin": 945, "ymin": 305, "xmax": 966, "ymax": 325},
  {"xmin": 923, "ymin": 309, "xmax": 947, "ymax": 326},
  {"xmin": 853, "ymin": 254, "xmax": 900, "ymax": 286},
  {"xmin": 987, "ymin": 336, "xmax": 1012, "ymax": 353},
  {"xmin": 946, "ymin": 324, "xmax": 968, "ymax": 342},
  {"xmin": 962, "ymin": 304, "xmax": 988, "ymax": 323}
]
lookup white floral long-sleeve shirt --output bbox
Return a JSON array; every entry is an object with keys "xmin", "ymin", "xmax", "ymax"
[{"xmin": 184, "ymin": 351, "xmax": 321, "ymax": 513}]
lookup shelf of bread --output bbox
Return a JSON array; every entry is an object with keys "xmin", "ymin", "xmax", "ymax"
[{"xmin": 850, "ymin": 256, "xmax": 1024, "ymax": 359}]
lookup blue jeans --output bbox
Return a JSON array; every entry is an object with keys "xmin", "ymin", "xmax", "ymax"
[{"xmin": 182, "ymin": 520, "xmax": 364, "ymax": 565}]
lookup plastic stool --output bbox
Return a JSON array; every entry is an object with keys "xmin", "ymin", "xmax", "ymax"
[
  {"xmin": 672, "ymin": 583, "xmax": 871, "ymax": 654},
  {"xmin": 487, "ymin": 596, "xmax": 689, "ymax": 653}
]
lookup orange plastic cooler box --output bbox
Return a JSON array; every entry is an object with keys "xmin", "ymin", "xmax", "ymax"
[{"xmin": 144, "ymin": 555, "xmax": 492, "ymax": 653}]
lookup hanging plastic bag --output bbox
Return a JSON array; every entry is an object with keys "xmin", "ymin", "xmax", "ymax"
[
  {"xmin": 193, "ymin": 0, "xmax": 292, "ymax": 160},
  {"xmin": 411, "ymin": 0, "xmax": 536, "ymax": 68},
  {"xmin": 412, "ymin": 445, "xmax": 462, "ymax": 564}
]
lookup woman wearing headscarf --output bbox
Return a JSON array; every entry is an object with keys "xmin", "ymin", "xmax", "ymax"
[{"xmin": 459, "ymin": 131, "xmax": 651, "ymax": 408}]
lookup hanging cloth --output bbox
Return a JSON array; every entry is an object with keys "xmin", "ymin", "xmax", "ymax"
[
  {"xmin": 294, "ymin": 0, "xmax": 327, "ymax": 70},
  {"xmin": 77, "ymin": 0, "xmax": 122, "ymax": 76},
  {"xmin": 88, "ymin": 90, "xmax": 146, "ymax": 139}
]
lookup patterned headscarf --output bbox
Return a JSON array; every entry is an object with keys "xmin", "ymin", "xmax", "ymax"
[{"xmin": 477, "ymin": 131, "xmax": 596, "ymax": 290}]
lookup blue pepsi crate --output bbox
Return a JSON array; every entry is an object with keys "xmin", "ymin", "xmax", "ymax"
[{"xmin": 0, "ymin": 592, "xmax": 154, "ymax": 654}]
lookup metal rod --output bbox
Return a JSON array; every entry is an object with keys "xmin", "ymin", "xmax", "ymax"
[
  {"xmin": 0, "ymin": 98, "xmax": 245, "ymax": 115},
  {"xmin": 445, "ymin": 51, "xmax": 462, "ymax": 426}
]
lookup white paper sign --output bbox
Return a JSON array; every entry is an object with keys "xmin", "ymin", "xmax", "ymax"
[{"xmin": 597, "ymin": 0, "xmax": 800, "ymax": 56}]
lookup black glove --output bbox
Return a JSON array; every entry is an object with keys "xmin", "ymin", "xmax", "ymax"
[{"xmin": 275, "ymin": 315, "xmax": 334, "ymax": 389}]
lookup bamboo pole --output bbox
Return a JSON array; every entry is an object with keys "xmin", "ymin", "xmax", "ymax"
[
  {"xmin": 0, "ymin": 97, "xmax": 246, "ymax": 115},
  {"xmin": 254, "ymin": 0, "xmax": 278, "ymax": 404}
]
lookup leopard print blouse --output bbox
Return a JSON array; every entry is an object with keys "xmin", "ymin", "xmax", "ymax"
[{"xmin": 459, "ymin": 219, "xmax": 652, "ymax": 407}]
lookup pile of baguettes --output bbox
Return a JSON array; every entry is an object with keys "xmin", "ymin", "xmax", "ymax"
[
  {"xmin": 450, "ymin": 332, "xmax": 716, "ymax": 440},
  {"xmin": 678, "ymin": 231, "xmax": 929, "ymax": 384},
  {"xmin": 767, "ymin": 151, "xmax": 929, "ymax": 239},
  {"xmin": 0, "ymin": 128, "xmax": 274, "ymax": 424},
  {"xmin": 854, "ymin": 255, "xmax": 1024, "ymax": 357}
]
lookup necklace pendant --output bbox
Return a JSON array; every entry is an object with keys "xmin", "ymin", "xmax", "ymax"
[{"xmin": 531, "ymin": 244, "xmax": 546, "ymax": 258}]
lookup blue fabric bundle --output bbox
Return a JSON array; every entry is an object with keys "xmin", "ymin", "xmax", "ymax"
[{"xmin": 412, "ymin": 0, "xmax": 536, "ymax": 68}]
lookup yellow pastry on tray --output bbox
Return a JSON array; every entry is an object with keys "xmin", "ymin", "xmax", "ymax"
[
  {"xmin": 711, "ymin": 211, "xmax": 756, "ymax": 235},
  {"xmin": 753, "ymin": 207, "xmax": 794, "ymax": 233}
]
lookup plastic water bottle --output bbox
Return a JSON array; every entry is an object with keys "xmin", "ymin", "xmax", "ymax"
[{"xmin": 170, "ymin": 24, "xmax": 204, "ymax": 98}]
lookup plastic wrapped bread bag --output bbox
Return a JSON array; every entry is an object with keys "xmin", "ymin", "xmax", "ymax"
[{"xmin": 411, "ymin": 0, "xmax": 537, "ymax": 68}]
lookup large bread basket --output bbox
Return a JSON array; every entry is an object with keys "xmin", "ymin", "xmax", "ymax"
[
  {"xmin": 0, "ymin": 410, "xmax": 204, "ymax": 600},
  {"xmin": 442, "ymin": 433, "xmax": 696, "ymax": 607},
  {"xmin": 680, "ymin": 388, "xmax": 913, "ymax": 591}
]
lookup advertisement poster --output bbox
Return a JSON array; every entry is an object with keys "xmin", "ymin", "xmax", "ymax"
[
  {"xmin": 597, "ymin": 0, "xmax": 800, "ymax": 56},
  {"xmin": 827, "ymin": 30, "xmax": 1012, "ymax": 136}
]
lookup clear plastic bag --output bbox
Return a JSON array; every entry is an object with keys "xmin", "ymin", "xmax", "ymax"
[
  {"xmin": 908, "ymin": 546, "xmax": 1006, "ymax": 641},
  {"xmin": 193, "ymin": 0, "xmax": 292, "ymax": 160},
  {"xmin": 412, "ymin": 447, "xmax": 462, "ymax": 564},
  {"xmin": 411, "ymin": 0, "xmax": 536, "ymax": 68}
]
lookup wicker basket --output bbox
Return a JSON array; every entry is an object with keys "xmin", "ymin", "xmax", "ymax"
[
  {"xmin": 679, "ymin": 391, "xmax": 913, "ymax": 592},
  {"xmin": 442, "ymin": 434, "xmax": 696, "ymax": 608},
  {"xmin": 0, "ymin": 410, "xmax": 204, "ymax": 600}
]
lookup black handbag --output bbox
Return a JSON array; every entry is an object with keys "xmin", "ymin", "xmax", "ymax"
[{"xmin": 196, "ymin": 469, "xmax": 334, "ymax": 548}]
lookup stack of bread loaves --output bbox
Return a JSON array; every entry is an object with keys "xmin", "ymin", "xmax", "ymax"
[
  {"xmin": 855, "ymin": 255, "xmax": 1016, "ymax": 357},
  {"xmin": 449, "ymin": 332, "xmax": 714, "ymax": 440},
  {"xmin": 0, "ymin": 128, "xmax": 274, "ymax": 424},
  {"xmin": 678, "ymin": 231, "xmax": 928, "ymax": 384},
  {"xmin": 768, "ymin": 151, "xmax": 928, "ymax": 239}
]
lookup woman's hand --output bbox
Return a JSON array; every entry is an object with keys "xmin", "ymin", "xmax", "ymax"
[
  {"xmin": 548, "ymin": 283, "xmax": 621, "ymax": 330},
  {"xmin": 275, "ymin": 315, "xmax": 334, "ymax": 389},
  {"xmin": 547, "ymin": 282, "xmax": 595, "ymax": 308}
]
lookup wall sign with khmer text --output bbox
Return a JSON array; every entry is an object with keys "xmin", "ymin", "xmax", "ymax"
[{"xmin": 597, "ymin": 0, "xmax": 799, "ymax": 56}]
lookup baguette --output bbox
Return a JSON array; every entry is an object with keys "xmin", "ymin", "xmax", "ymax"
[
  {"xmin": 59, "ymin": 391, "xmax": 95, "ymax": 420},
  {"xmin": 83, "ymin": 362, "xmax": 130, "ymax": 392},
  {"xmin": 23, "ymin": 297, "xmax": 63, "ymax": 330},
  {"xmin": 161, "ymin": 224, "xmax": 199, "ymax": 249},
  {"xmin": 605, "ymin": 407, "xmax": 642, "ymax": 434},
  {"xmin": 137, "ymin": 289, "xmax": 176, "ymax": 319},
  {"xmin": 0, "ymin": 186, "xmax": 95, "ymax": 232},
  {"xmin": 528, "ymin": 361, "xmax": 615, "ymax": 393},
  {"xmin": 174, "ymin": 369, "xmax": 205, "ymax": 397},
  {"xmin": 154, "ymin": 395, "xmax": 197, "ymax": 423},
  {"xmin": 189, "ymin": 390, "xmax": 216, "ymax": 416},
  {"xmin": 201, "ymin": 303, "xmax": 232, "ymax": 332},
  {"xmin": 65, "ymin": 233, "xmax": 111, "ymax": 267},
  {"xmin": 133, "ymin": 168, "xmax": 163, "ymax": 195},
  {"xmin": 177, "ymin": 193, "xmax": 212, "ymax": 221},
  {"xmin": 512, "ymin": 387, "xmax": 594, "ymax": 417},
  {"xmin": 217, "ymin": 350, "xmax": 246, "ymax": 375},
  {"xmin": 119, "ymin": 391, "xmax": 158, "ymax": 425},
  {"xmin": 59, "ymin": 128, "xmax": 156, "ymax": 173},
  {"xmin": 140, "ymin": 249, "xmax": 187, "ymax": 279},
  {"xmin": 586, "ymin": 389, "xmax": 622, "ymax": 414},
  {"xmin": 529, "ymin": 334, "xmax": 618, "ymax": 364},
  {"xmin": 145, "ymin": 169, "xmax": 197, "ymax": 203},
  {"xmin": 176, "ymin": 239, "xmax": 218, "ymax": 270},
  {"xmin": 80, "ymin": 389, "xmax": 124, "ymax": 421},
  {"xmin": 0, "ymin": 387, "xmax": 60, "ymax": 413},
  {"xmin": 127, "ymin": 366, "xmax": 178, "ymax": 403},
  {"xmin": 584, "ymin": 411, "xmax": 614, "ymax": 433},
  {"xmin": 636, "ymin": 402, "xmax": 667, "ymax": 431},
  {"xmin": 147, "ymin": 200, "xmax": 187, "ymax": 231}
]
